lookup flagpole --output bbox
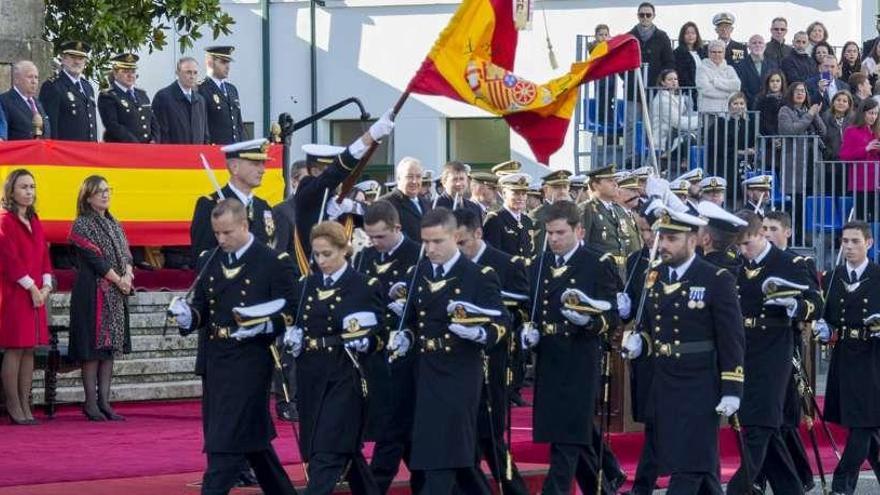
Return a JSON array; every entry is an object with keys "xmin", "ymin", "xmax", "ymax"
[{"xmin": 635, "ymin": 66, "xmax": 659, "ymax": 171}]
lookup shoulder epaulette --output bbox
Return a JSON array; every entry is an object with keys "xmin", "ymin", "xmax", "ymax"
[
  {"xmin": 599, "ymin": 253, "xmax": 613, "ymax": 263},
  {"xmin": 277, "ymin": 252, "xmax": 290, "ymax": 260},
  {"xmin": 792, "ymin": 256, "xmax": 806, "ymax": 263},
  {"xmin": 511, "ymin": 255, "xmax": 522, "ymax": 264},
  {"xmin": 481, "ymin": 266, "xmax": 494, "ymax": 274},
  {"xmin": 485, "ymin": 211, "xmax": 497, "ymax": 220},
  {"xmin": 368, "ymin": 277, "xmax": 379, "ymax": 286},
  {"xmin": 715, "ymin": 268, "xmax": 727, "ymax": 276}
]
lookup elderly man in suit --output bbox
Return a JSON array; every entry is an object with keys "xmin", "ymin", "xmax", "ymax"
[
  {"xmin": 378, "ymin": 156, "xmax": 433, "ymax": 243},
  {"xmin": 735, "ymin": 35, "xmax": 779, "ymax": 108},
  {"xmin": 152, "ymin": 56, "xmax": 210, "ymax": 144},
  {"xmin": 0, "ymin": 61, "xmax": 51, "ymax": 140}
]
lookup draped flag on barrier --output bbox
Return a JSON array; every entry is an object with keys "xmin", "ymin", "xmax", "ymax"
[
  {"xmin": 406, "ymin": 0, "xmax": 642, "ymax": 163},
  {"xmin": 0, "ymin": 140, "xmax": 284, "ymax": 246}
]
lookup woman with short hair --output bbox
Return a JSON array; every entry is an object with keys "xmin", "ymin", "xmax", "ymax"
[
  {"xmin": 696, "ymin": 39, "xmax": 742, "ymax": 114},
  {"xmin": 68, "ymin": 175, "xmax": 133, "ymax": 421},
  {"xmin": 0, "ymin": 169, "xmax": 52, "ymax": 425}
]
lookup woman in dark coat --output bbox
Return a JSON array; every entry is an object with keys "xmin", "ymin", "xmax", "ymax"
[
  {"xmin": 68, "ymin": 175, "xmax": 133, "ymax": 421},
  {"xmin": 0, "ymin": 169, "xmax": 53, "ymax": 424},
  {"xmin": 673, "ymin": 21, "xmax": 706, "ymax": 106},
  {"xmin": 705, "ymin": 92, "xmax": 758, "ymax": 203},
  {"xmin": 289, "ymin": 221, "xmax": 383, "ymax": 494}
]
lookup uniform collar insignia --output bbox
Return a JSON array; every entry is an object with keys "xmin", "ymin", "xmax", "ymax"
[
  {"xmin": 744, "ymin": 266, "xmax": 763, "ymax": 279},
  {"xmin": 374, "ymin": 259, "xmax": 396, "ymax": 274},
  {"xmin": 844, "ymin": 280, "xmax": 862, "ymax": 293},
  {"xmin": 222, "ymin": 264, "xmax": 244, "ymax": 280},
  {"xmin": 550, "ymin": 265, "xmax": 569, "ymax": 278},
  {"xmin": 662, "ymin": 281, "xmax": 682, "ymax": 295},
  {"xmin": 427, "ymin": 277, "xmax": 453, "ymax": 293},
  {"xmin": 317, "ymin": 288, "xmax": 337, "ymax": 300}
]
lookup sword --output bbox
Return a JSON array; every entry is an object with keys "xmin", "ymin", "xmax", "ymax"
[
  {"xmin": 793, "ymin": 348, "xmax": 829, "ymax": 493},
  {"xmin": 793, "ymin": 353, "xmax": 842, "ymax": 461},
  {"xmin": 269, "ymin": 344, "xmax": 309, "ymax": 483},
  {"xmin": 730, "ymin": 413, "xmax": 753, "ymax": 494}
]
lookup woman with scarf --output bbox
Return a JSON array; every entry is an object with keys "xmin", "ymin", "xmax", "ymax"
[{"xmin": 68, "ymin": 175, "xmax": 133, "ymax": 421}]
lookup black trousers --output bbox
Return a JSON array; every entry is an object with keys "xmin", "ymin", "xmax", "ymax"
[
  {"xmin": 629, "ymin": 422, "xmax": 659, "ymax": 494},
  {"xmin": 417, "ymin": 468, "xmax": 492, "ymax": 495},
  {"xmin": 754, "ymin": 425, "xmax": 814, "ymax": 490},
  {"xmin": 305, "ymin": 451, "xmax": 379, "ymax": 495},
  {"xmin": 726, "ymin": 426, "xmax": 803, "ymax": 495},
  {"xmin": 667, "ymin": 471, "xmax": 724, "ymax": 495},
  {"xmin": 477, "ymin": 436, "xmax": 530, "ymax": 495},
  {"xmin": 542, "ymin": 442, "xmax": 601, "ymax": 495},
  {"xmin": 370, "ymin": 439, "xmax": 425, "ymax": 494},
  {"xmin": 202, "ymin": 449, "xmax": 296, "ymax": 495},
  {"xmin": 832, "ymin": 426, "xmax": 880, "ymax": 494}
]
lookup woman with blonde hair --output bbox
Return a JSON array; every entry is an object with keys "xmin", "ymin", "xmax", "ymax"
[
  {"xmin": 68, "ymin": 175, "xmax": 133, "ymax": 421},
  {"xmin": 0, "ymin": 169, "xmax": 53, "ymax": 424}
]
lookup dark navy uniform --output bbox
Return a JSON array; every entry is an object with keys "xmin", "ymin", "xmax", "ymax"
[
  {"xmin": 97, "ymin": 84, "xmax": 160, "ymax": 143},
  {"xmin": 185, "ymin": 241, "xmax": 297, "ymax": 495},
  {"xmin": 472, "ymin": 244, "xmax": 530, "ymax": 495},
  {"xmin": 531, "ymin": 247, "xmax": 620, "ymax": 494},
  {"xmin": 703, "ymin": 247, "xmax": 743, "ymax": 273},
  {"xmin": 190, "ymin": 185, "xmax": 276, "ymax": 258},
  {"xmin": 199, "ymin": 78, "xmax": 246, "ymax": 144},
  {"xmin": 352, "ymin": 238, "xmax": 422, "ymax": 494},
  {"xmin": 824, "ymin": 261, "xmax": 880, "ymax": 494},
  {"xmin": 403, "ymin": 253, "xmax": 506, "ymax": 492},
  {"xmin": 435, "ymin": 193, "xmax": 483, "ymax": 222},
  {"xmin": 152, "ymin": 81, "xmax": 210, "ymax": 144},
  {"xmin": 636, "ymin": 256, "xmax": 745, "ymax": 493},
  {"xmin": 294, "ymin": 265, "xmax": 382, "ymax": 494},
  {"xmin": 377, "ymin": 188, "xmax": 432, "ymax": 243},
  {"xmin": 482, "ymin": 207, "xmax": 535, "ymax": 258},
  {"xmin": 727, "ymin": 245, "xmax": 821, "ymax": 495},
  {"xmin": 0, "ymin": 89, "xmax": 50, "ymax": 140},
  {"xmin": 38, "ymin": 71, "xmax": 97, "ymax": 141}
]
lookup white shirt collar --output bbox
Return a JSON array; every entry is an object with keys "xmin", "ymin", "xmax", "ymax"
[
  {"xmin": 471, "ymin": 241, "xmax": 488, "ymax": 264},
  {"xmin": 846, "ymin": 258, "xmax": 869, "ymax": 280},
  {"xmin": 210, "ymin": 76, "xmax": 226, "ymax": 88},
  {"xmin": 324, "ymin": 263, "xmax": 348, "ymax": 284},
  {"xmin": 556, "ymin": 243, "xmax": 580, "ymax": 264},
  {"xmin": 13, "ymin": 86, "xmax": 33, "ymax": 104},
  {"xmin": 754, "ymin": 241, "xmax": 773, "ymax": 264},
  {"xmin": 600, "ymin": 198, "xmax": 615, "ymax": 210},
  {"xmin": 232, "ymin": 233, "xmax": 254, "ymax": 260},
  {"xmin": 114, "ymin": 80, "xmax": 133, "ymax": 92},
  {"xmin": 504, "ymin": 205, "xmax": 522, "ymax": 221},
  {"xmin": 670, "ymin": 252, "xmax": 697, "ymax": 279},
  {"xmin": 63, "ymin": 70, "xmax": 82, "ymax": 85},
  {"xmin": 177, "ymin": 82, "xmax": 192, "ymax": 97},
  {"xmin": 433, "ymin": 249, "xmax": 461, "ymax": 275},
  {"xmin": 384, "ymin": 235, "xmax": 405, "ymax": 257},
  {"xmin": 227, "ymin": 181, "xmax": 253, "ymax": 206}
]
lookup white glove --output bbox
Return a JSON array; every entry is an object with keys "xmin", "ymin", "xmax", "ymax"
[
  {"xmin": 521, "ymin": 323, "xmax": 540, "ymax": 349},
  {"xmin": 283, "ymin": 326, "xmax": 303, "ymax": 357},
  {"xmin": 622, "ymin": 332, "xmax": 642, "ymax": 359},
  {"xmin": 448, "ymin": 323, "xmax": 487, "ymax": 344},
  {"xmin": 813, "ymin": 319, "xmax": 830, "ymax": 343},
  {"xmin": 326, "ymin": 197, "xmax": 363, "ymax": 220},
  {"xmin": 168, "ymin": 297, "xmax": 192, "ymax": 330},
  {"xmin": 369, "ymin": 108, "xmax": 395, "ymax": 142},
  {"xmin": 344, "ymin": 337, "xmax": 370, "ymax": 353},
  {"xmin": 561, "ymin": 309, "xmax": 592, "ymax": 327},
  {"xmin": 764, "ymin": 297, "xmax": 798, "ymax": 317},
  {"xmin": 715, "ymin": 395, "xmax": 741, "ymax": 417},
  {"xmin": 387, "ymin": 300, "xmax": 404, "ymax": 317},
  {"xmin": 387, "ymin": 329, "xmax": 411, "ymax": 355},
  {"xmin": 864, "ymin": 313, "xmax": 880, "ymax": 326},
  {"xmin": 617, "ymin": 292, "xmax": 632, "ymax": 320},
  {"xmin": 230, "ymin": 321, "xmax": 274, "ymax": 341}
]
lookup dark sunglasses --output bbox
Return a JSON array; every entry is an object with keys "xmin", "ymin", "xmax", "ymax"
[{"xmin": 638, "ymin": 12, "xmax": 654, "ymax": 18}]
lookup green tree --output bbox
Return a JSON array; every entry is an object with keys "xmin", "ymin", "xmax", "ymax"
[{"xmin": 44, "ymin": 0, "xmax": 235, "ymax": 79}]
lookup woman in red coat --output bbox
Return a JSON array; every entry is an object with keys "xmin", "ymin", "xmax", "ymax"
[
  {"xmin": 839, "ymin": 98, "xmax": 880, "ymax": 189},
  {"xmin": 0, "ymin": 169, "xmax": 52, "ymax": 425}
]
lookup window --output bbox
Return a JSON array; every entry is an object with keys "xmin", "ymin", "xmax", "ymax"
[
  {"xmin": 446, "ymin": 117, "xmax": 510, "ymax": 169},
  {"xmin": 329, "ymin": 119, "xmax": 392, "ymax": 182}
]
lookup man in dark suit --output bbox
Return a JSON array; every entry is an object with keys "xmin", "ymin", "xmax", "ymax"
[
  {"xmin": 0, "ymin": 60, "xmax": 50, "ymax": 140},
  {"xmin": 199, "ymin": 46, "xmax": 247, "ymax": 145},
  {"xmin": 153, "ymin": 56, "xmax": 210, "ymax": 144},
  {"xmin": 97, "ymin": 54, "xmax": 160, "ymax": 143},
  {"xmin": 806, "ymin": 54, "xmax": 850, "ymax": 109},
  {"xmin": 378, "ymin": 156, "xmax": 432, "ymax": 243},
  {"xmin": 38, "ymin": 41, "xmax": 97, "ymax": 141},
  {"xmin": 765, "ymin": 17, "xmax": 793, "ymax": 65},
  {"xmin": 735, "ymin": 35, "xmax": 780, "ymax": 109},
  {"xmin": 781, "ymin": 32, "xmax": 817, "ymax": 85},
  {"xmin": 712, "ymin": 12, "xmax": 747, "ymax": 65},
  {"xmin": 435, "ymin": 161, "xmax": 484, "ymax": 221}
]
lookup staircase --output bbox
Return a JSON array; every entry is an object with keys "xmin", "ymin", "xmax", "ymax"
[{"xmin": 32, "ymin": 292, "xmax": 202, "ymax": 405}]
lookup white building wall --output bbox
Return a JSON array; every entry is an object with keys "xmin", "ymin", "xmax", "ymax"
[{"xmin": 134, "ymin": 0, "xmax": 868, "ymax": 177}]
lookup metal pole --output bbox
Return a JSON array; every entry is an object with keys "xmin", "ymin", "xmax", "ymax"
[{"xmin": 261, "ymin": 0, "xmax": 271, "ymax": 136}]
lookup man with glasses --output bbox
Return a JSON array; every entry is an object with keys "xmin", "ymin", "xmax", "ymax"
[
  {"xmin": 98, "ymin": 53, "xmax": 160, "ymax": 143},
  {"xmin": 766, "ymin": 17, "xmax": 793, "ymax": 65},
  {"xmin": 379, "ymin": 156, "xmax": 432, "ymax": 242}
]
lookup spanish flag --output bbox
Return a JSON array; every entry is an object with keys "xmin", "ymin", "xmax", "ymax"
[
  {"xmin": 0, "ymin": 140, "xmax": 284, "ymax": 246},
  {"xmin": 407, "ymin": 0, "xmax": 641, "ymax": 164}
]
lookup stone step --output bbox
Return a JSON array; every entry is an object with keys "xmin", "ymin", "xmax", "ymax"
[
  {"xmin": 49, "ymin": 291, "xmax": 184, "ymax": 312},
  {"xmin": 33, "ymin": 356, "xmax": 197, "ymax": 387},
  {"xmin": 52, "ymin": 333, "xmax": 198, "ymax": 353},
  {"xmin": 32, "ymin": 379, "xmax": 202, "ymax": 405}
]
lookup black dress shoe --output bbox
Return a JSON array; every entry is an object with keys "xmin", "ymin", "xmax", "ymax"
[
  {"xmin": 608, "ymin": 472, "xmax": 627, "ymax": 493},
  {"xmin": 98, "ymin": 404, "xmax": 126, "ymax": 421},
  {"xmin": 509, "ymin": 391, "xmax": 531, "ymax": 407},
  {"xmin": 236, "ymin": 468, "xmax": 259, "ymax": 487},
  {"xmin": 82, "ymin": 406, "xmax": 107, "ymax": 422}
]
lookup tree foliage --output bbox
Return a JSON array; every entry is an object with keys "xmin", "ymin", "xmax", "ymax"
[{"xmin": 44, "ymin": 0, "xmax": 235, "ymax": 78}]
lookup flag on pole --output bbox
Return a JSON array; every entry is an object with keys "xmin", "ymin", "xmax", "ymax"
[{"xmin": 407, "ymin": 0, "xmax": 641, "ymax": 163}]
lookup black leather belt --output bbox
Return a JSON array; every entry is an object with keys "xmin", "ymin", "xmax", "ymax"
[
  {"xmin": 655, "ymin": 340, "xmax": 715, "ymax": 357},
  {"xmin": 304, "ymin": 335, "xmax": 343, "ymax": 352},
  {"xmin": 418, "ymin": 335, "xmax": 457, "ymax": 353},
  {"xmin": 209, "ymin": 326, "xmax": 233, "ymax": 340},
  {"xmin": 743, "ymin": 316, "xmax": 791, "ymax": 329},
  {"xmin": 839, "ymin": 325, "xmax": 879, "ymax": 341}
]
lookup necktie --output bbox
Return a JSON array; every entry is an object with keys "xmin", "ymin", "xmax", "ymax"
[
  {"xmin": 556, "ymin": 256, "xmax": 565, "ymax": 268},
  {"xmin": 851, "ymin": 270, "xmax": 858, "ymax": 283},
  {"xmin": 228, "ymin": 252, "xmax": 236, "ymax": 265},
  {"xmin": 412, "ymin": 198, "xmax": 422, "ymax": 215},
  {"xmin": 185, "ymin": 92, "xmax": 192, "ymax": 103},
  {"xmin": 324, "ymin": 276, "xmax": 333, "ymax": 288},
  {"xmin": 220, "ymin": 81, "xmax": 227, "ymax": 96},
  {"xmin": 27, "ymin": 98, "xmax": 38, "ymax": 115},
  {"xmin": 76, "ymin": 80, "xmax": 84, "ymax": 94},
  {"xmin": 434, "ymin": 265, "xmax": 445, "ymax": 280},
  {"xmin": 669, "ymin": 269, "xmax": 678, "ymax": 283},
  {"xmin": 128, "ymin": 89, "xmax": 137, "ymax": 102},
  {"xmin": 380, "ymin": 252, "xmax": 386, "ymax": 263}
]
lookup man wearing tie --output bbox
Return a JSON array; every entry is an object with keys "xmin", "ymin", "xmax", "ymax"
[
  {"xmin": 378, "ymin": 156, "xmax": 432, "ymax": 242},
  {"xmin": 0, "ymin": 60, "xmax": 51, "ymax": 140},
  {"xmin": 152, "ymin": 57, "xmax": 210, "ymax": 144},
  {"xmin": 199, "ymin": 46, "xmax": 246, "ymax": 145},
  {"xmin": 97, "ymin": 53, "xmax": 160, "ymax": 143},
  {"xmin": 39, "ymin": 41, "xmax": 97, "ymax": 141}
]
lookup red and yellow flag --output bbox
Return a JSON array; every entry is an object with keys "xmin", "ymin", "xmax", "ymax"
[
  {"xmin": 408, "ymin": 0, "xmax": 641, "ymax": 163},
  {"xmin": 0, "ymin": 140, "xmax": 284, "ymax": 246}
]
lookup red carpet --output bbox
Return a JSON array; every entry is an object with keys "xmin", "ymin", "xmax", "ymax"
[{"xmin": 0, "ymin": 393, "xmax": 860, "ymax": 492}]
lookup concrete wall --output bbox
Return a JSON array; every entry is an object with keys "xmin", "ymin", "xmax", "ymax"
[
  {"xmin": 0, "ymin": 0, "xmax": 52, "ymax": 90},
  {"xmin": 129, "ymin": 0, "xmax": 872, "ymax": 176}
]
